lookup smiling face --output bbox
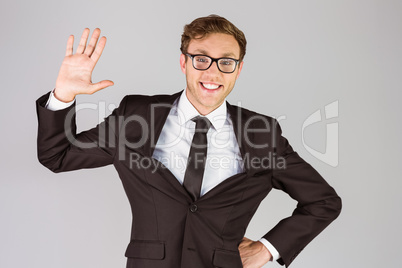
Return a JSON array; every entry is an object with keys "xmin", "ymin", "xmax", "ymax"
[{"xmin": 180, "ymin": 33, "xmax": 244, "ymax": 115}]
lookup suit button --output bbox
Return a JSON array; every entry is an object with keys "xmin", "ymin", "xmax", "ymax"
[{"xmin": 190, "ymin": 204, "xmax": 198, "ymax": 213}]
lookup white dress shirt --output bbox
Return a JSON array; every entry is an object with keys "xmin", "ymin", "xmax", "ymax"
[{"xmin": 46, "ymin": 89, "xmax": 280, "ymax": 261}]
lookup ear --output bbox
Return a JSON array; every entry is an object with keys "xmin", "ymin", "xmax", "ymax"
[
  {"xmin": 236, "ymin": 61, "xmax": 244, "ymax": 79},
  {"xmin": 180, "ymin": 54, "xmax": 187, "ymax": 74}
]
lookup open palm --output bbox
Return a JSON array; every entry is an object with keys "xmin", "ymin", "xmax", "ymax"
[{"xmin": 54, "ymin": 28, "xmax": 113, "ymax": 102}]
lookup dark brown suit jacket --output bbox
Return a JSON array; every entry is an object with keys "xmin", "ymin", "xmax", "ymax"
[{"xmin": 36, "ymin": 91, "xmax": 341, "ymax": 267}]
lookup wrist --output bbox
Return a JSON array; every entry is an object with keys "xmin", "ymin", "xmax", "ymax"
[
  {"xmin": 258, "ymin": 238, "xmax": 280, "ymax": 262},
  {"xmin": 260, "ymin": 242, "xmax": 272, "ymax": 261},
  {"xmin": 54, "ymin": 88, "xmax": 76, "ymax": 103}
]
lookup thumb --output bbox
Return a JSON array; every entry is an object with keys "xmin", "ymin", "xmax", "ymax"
[{"xmin": 89, "ymin": 80, "xmax": 114, "ymax": 94}]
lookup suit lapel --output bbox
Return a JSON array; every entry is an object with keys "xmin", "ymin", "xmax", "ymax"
[
  {"xmin": 226, "ymin": 101, "xmax": 254, "ymax": 176},
  {"xmin": 141, "ymin": 91, "xmax": 193, "ymax": 202},
  {"xmin": 144, "ymin": 91, "xmax": 182, "ymax": 157}
]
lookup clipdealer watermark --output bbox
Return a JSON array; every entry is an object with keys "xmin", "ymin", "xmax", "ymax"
[
  {"xmin": 128, "ymin": 151, "xmax": 286, "ymax": 173},
  {"xmin": 62, "ymin": 100, "xmax": 339, "ymax": 168},
  {"xmin": 301, "ymin": 101, "xmax": 339, "ymax": 167}
]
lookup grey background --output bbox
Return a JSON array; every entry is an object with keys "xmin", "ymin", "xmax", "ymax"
[{"xmin": 1, "ymin": 0, "xmax": 401, "ymax": 267}]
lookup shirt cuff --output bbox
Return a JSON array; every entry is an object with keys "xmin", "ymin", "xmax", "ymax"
[
  {"xmin": 258, "ymin": 238, "xmax": 280, "ymax": 262},
  {"xmin": 45, "ymin": 89, "xmax": 75, "ymax": 111}
]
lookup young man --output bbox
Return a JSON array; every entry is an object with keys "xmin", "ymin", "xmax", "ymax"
[{"xmin": 36, "ymin": 15, "xmax": 341, "ymax": 267}]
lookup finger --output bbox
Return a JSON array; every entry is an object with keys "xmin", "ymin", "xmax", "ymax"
[
  {"xmin": 89, "ymin": 80, "xmax": 114, "ymax": 94},
  {"xmin": 90, "ymin": 36, "xmax": 107, "ymax": 64},
  {"xmin": 65, "ymin": 35, "xmax": 74, "ymax": 56},
  {"xmin": 76, "ymin": 28, "xmax": 90, "ymax": 54},
  {"xmin": 84, "ymin": 28, "xmax": 101, "ymax": 57}
]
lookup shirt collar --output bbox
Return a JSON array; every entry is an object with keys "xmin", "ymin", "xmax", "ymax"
[{"xmin": 176, "ymin": 89, "xmax": 228, "ymax": 131}]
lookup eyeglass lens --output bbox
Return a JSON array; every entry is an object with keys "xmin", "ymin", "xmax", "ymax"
[{"xmin": 192, "ymin": 55, "xmax": 237, "ymax": 73}]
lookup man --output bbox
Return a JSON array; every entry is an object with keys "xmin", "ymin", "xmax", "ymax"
[{"xmin": 36, "ymin": 15, "xmax": 341, "ymax": 267}]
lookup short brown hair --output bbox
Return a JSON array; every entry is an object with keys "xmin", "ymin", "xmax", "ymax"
[{"xmin": 180, "ymin": 14, "xmax": 247, "ymax": 62}]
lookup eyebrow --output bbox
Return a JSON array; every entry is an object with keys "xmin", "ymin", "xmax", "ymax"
[{"xmin": 193, "ymin": 49, "xmax": 237, "ymax": 58}]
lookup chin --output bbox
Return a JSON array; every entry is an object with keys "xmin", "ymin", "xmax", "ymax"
[{"xmin": 202, "ymin": 99, "xmax": 223, "ymax": 109}]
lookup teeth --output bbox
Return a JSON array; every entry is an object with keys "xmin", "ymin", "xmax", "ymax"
[{"xmin": 202, "ymin": 83, "xmax": 220, "ymax": 90}]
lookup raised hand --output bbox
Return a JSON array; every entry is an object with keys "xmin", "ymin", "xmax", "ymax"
[{"xmin": 54, "ymin": 28, "xmax": 114, "ymax": 102}]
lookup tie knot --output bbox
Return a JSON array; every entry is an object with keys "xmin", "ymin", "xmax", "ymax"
[{"xmin": 192, "ymin": 116, "xmax": 211, "ymax": 133}]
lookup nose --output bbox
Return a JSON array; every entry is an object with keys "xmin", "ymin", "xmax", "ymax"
[{"xmin": 205, "ymin": 60, "xmax": 221, "ymax": 74}]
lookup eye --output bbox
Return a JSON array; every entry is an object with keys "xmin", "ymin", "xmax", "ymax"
[
  {"xmin": 195, "ymin": 56, "xmax": 210, "ymax": 63},
  {"xmin": 220, "ymin": 59, "xmax": 234, "ymax": 66}
]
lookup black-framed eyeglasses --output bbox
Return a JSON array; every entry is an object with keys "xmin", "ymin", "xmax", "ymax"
[{"xmin": 186, "ymin": 54, "xmax": 240, "ymax": 74}]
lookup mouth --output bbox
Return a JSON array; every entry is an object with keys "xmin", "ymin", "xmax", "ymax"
[{"xmin": 200, "ymin": 82, "xmax": 222, "ymax": 91}]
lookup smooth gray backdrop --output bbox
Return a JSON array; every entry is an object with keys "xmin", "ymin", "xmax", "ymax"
[{"xmin": 1, "ymin": 0, "xmax": 401, "ymax": 267}]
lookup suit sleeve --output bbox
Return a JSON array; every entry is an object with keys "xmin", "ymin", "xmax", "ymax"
[
  {"xmin": 262, "ymin": 120, "xmax": 342, "ymax": 267},
  {"xmin": 36, "ymin": 92, "xmax": 127, "ymax": 173}
]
